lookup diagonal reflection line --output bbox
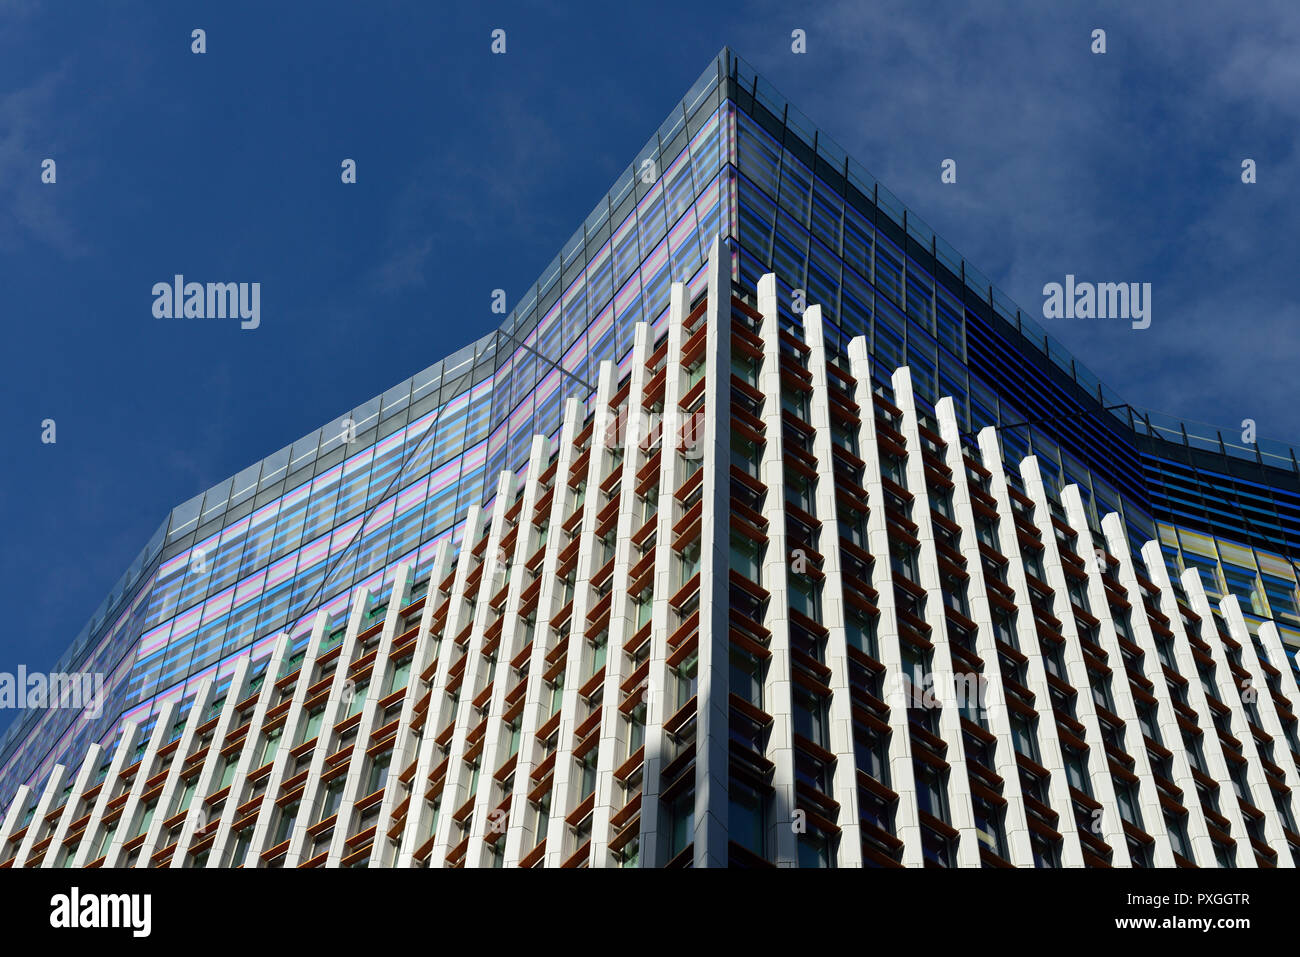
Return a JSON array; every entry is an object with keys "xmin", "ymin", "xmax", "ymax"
[
  {"xmin": 496, "ymin": 328, "xmax": 597, "ymax": 396},
  {"xmin": 286, "ymin": 402, "xmax": 449, "ymax": 633},
  {"xmin": 287, "ymin": 323, "xmax": 594, "ymax": 640}
]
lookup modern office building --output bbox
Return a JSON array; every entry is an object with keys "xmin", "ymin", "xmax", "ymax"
[{"xmin": 2, "ymin": 49, "xmax": 1299, "ymax": 868}]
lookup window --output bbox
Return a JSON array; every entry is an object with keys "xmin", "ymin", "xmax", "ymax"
[
  {"xmin": 729, "ymin": 646, "xmax": 766, "ymax": 708},
  {"xmin": 845, "ymin": 487, "xmax": 877, "ymax": 542},
  {"xmin": 461, "ymin": 759, "xmax": 482, "ymax": 804},
  {"xmin": 1049, "ymin": 685, "xmax": 1077, "ymax": 721},
  {"xmin": 914, "ymin": 762, "xmax": 949, "ymax": 821},
  {"xmin": 282, "ymin": 649, "xmax": 306, "ymax": 677},
  {"xmin": 1042, "ymin": 638, "xmax": 1067, "ymax": 679},
  {"xmin": 941, "ymin": 574, "xmax": 969, "ymax": 617},
  {"xmin": 972, "ymin": 793, "xmax": 1006, "ymax": 859},
  {"xmin": 273, "ymin": 801, "xmax": 299, "ymax": 846},
  {"xmin": 586, "ymin": 631, "xmax": 608, "ymax": 678},
  {"xmin": 845, "ymin": 608, "xmax": 878, "ymax": 658},
  {"xmin": 1164, "ymin": 808, "xmax": 1191, "ymax": 859},
  {"xmin": 932, "ymin": 488, "xmax": 955, "ymax": 521},
  {"xmin": 1098, "ymin": 716, "xmax": 1125, "ymax": 755},
  {"xmin": 677, "ymin": 539, "xmax": 701, "ymax": 590},
  {"xmin": 530, "ymin": 792, "xmax": 551, "ymax": 846},
  {"xmin": 94, "ymin": 821, "xmax": 117, "ymax": 858},
  {"xmin": 1228, "ymin": 759, "xmax": 1252, "ymax": 803},
  {"xmin": 174, "ymin": 776, "xmax": 198, "ymax": 815},
  {"xmin": 787, "ymin": 470, "xmax": 814, "ymax": 513},
  {"xmin": 1030, "ymin": 830, "xmax": 1061, "ymax": 868},
  {"xmin": 798, "ymin": 826, "xmax": 834, "ymax": 868},
  {"xmin": 1243, "ymin": 810, "xmax": 1266, "ymax": 845},
  {"xmin": 258, "ymin": 725, "xmax": 282, "ymax": 768},
  {"xmin": 577, "ymin": 750, "xmax": 599, "ymax": 801},
  {"xmin": 992, "ymin": 607, "xmax": 1017, "ymax": 648},
  {"xmin": 1282, "ymin": 717, "xmax": 1300, "ymax": 755},
  {"xmin": 1063, "ymin": 745, "xmax": 1091, "ymax": 797},
  {"xmin": 1022, "ymin": 548, "xmax": 1045, "ymax": 581},
  {"xmin": 957, "ymin": 674, "xmax": 988, "ymax": 728},
  {"xmin": 1213, "ymin": 840, "xmax": 1236, "ymax": 868},
  {"xmin": 617, "ymin": 834, "xmax": 639, "ymax": 868},
  {"xmin": 789, "ymin": 575, "xmax": 822, "ymax": 621},
  {"xmin": 831, "ymin": 419, "xmax": 859, "ymax": 455},
  {"xmin": 323, "ymin": 627, "xmax": 346, "ymax": 652},
  {"xmin": 219, "ymin": 755, "xmax": 239, "ymax": 790},
  {"xmin": 859, "ymin": 788, "xmax": 896, "ymax": 843},
  {"xmin": 1089, "ymin": 669, "xmax": 1115, "ymax": 713},
  {"xmin": 298, "ymin": 707, "xmax": 325, "ymax": 745},
  {"xmin": 795, "ymin": 747, "xmax": 834, "ymax": 796},
  {"xmin": 1273, "ymin": 790, "xmax": 1298, "ymax": 834},
  {"xmin": 1020, "ymin": 766, "xmax": 1050, "ymax": 805},
  {"xmin": 853, "ymin": 721, "xmax": 890, "ymax": 785},
  {"xmin": 1154, "ymin": 634, "xmax": 1176, "ymax": 670},
  {"xmin": 730, "ymin": 530, "xmax": 764, "ymax": 584},
  {"xmin": 386, "ymin": 657, "xmax": 412, "ymax": 695},
  {"xmin": 782, "ymin": 387, "xmax": 810, "ymax": 421},
  {"xmin": 733, "ymin": 353, "xmax": 759, "ymax": 387},
  {"xmin": 667, "ymin": 788, "xmax": 694, "ymax": 859},
  {"xmin": 999, "ymin": 650, "xmax": 1027, "ymax": 687},
  {"xmin": 920, "ymin": 823, "xmax": 956, "ymax": 867},
  {"xmin": 1183, "ymin": 732, "xmax": 1208, "ymax": 776},
  {"xmin": 1197, "ymin": 661, "xmax": 1218, "ymax": 700},
  {"xmin": 1136, "ymin": 699, "xmax": 1161, "ymax": 744},
  {"xmin": 1113, "ymin": 607, "xmax": 1134, "ymax": 642},
  {"xmin": 134, "ymin": 799, "xmax": 157, "ymax": 839},
  {"xmin": 1067, "ymin": 575, "xmax": 1091, "ymax": 613},
  {"xmin": 728, "ymin": 781, "xmax": 767, "ymax": 860},
  {"xmin": 881, "ymin": 453, "xmax": 905, "ymax": 486},
  {"xmin": 891, "ymin": 540, "xmax": 918, "ymax": 583},
  {"xmin": 1195, "ymin": 779, "xmax": 1221, "ymax": 816},
  {"xmin": 227, "ymin": 827, "xmax": 254, "ymax": 867},
  {"xmin": 1149, "ymin": 752, "xmax": 1173, "ymax": 783},
  {"xmin": 1010, "ymin": 711, "xmax": 1039, "ymax": 762},
  {"xmin": 625, "ymin": 704, "xmax": 646, "ymax": 757},
  {"xmin": 650, "ymin": 644, "xmax": 689, "ymax": 710},
  {"xmin": 730, "ymin": 432, "xmax": 761, "ymax": 479},
  {"xmin": 368, "ymin": 750, "xmax": 393, "ymax": 794},
  {"xmin": 793, "ymin": 687, "xmax": 829, "ymax": 749},
  {"xmin": 1114, "ymin": 777, "xmax": 1143, "ymax": 829},
  {"xmin": 318, "ymin": 778, "xmax": 345, "ymax": 823},
  {"xmin": 631, "ymin": 592, "xmax": 653, "ymax": 631}
]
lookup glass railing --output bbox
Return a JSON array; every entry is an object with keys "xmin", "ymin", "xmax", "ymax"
[
  {"xmin": 726, "ymin": 47, "xmax": 1300, "ymax": 477},
  {"xmin": 1133, "ymin": 407, "xmax": 1298, "ymax": 472}
]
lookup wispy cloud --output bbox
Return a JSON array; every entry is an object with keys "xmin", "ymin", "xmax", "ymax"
[
  {"xmin": 0, "ymin": 65, "xmax": 90, "ymax": 258},
  {"xmin": 367, "ymin": 94, "xmax": 570, "ymax": 296},
  {"xmin": 735, "ymin": 0, "xmax": 1300, "ymax": 441}
]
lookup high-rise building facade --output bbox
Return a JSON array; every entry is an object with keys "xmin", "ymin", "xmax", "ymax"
[{"xmin": 2, "ymin": 49, "xmax": 1299, "ymax": 868}]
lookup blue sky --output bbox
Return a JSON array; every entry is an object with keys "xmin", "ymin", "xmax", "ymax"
[{"xmin": 2, "ymin": 0, "xmax": 1298, "ymax": 707}]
